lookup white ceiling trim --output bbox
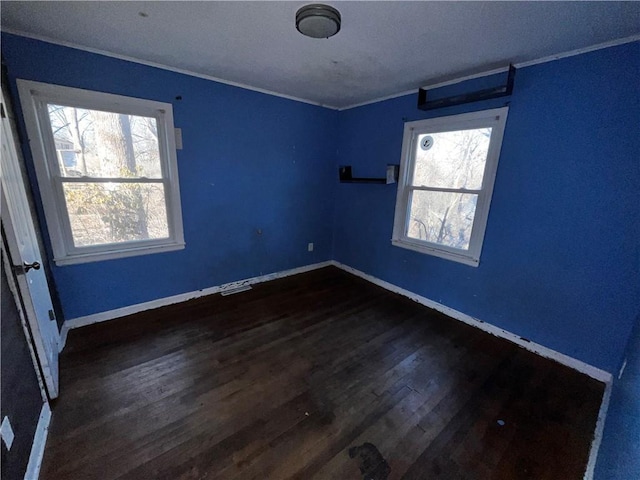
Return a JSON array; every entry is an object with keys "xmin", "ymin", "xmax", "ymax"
[
  {"xmin": 0, "ymin": 27, "xmax": 340, "ymax": 110},
  {"xmin": 3, "ymin": 28, "xmax": 639, "ymax": 112},
  {"xmin": 342, "ymin": 33, "xmax": 640, "ymax": 111},
  {"xmin": 336, "ymin": 88, "xmax": 417, "ymax": 112}
]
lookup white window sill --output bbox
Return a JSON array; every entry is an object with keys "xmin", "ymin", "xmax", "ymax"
[
  {"xmin": 54, "ymin": 242, "xmax": 185, "ymax": 266},
  {"xmin": 391, "ymin": 238, "xmax": 479, "ymax": 267}
]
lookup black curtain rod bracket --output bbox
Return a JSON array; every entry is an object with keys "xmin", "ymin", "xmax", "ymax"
[{"xmin": 418, "ymin": 65, "xmax": 516, "ymax": 111}]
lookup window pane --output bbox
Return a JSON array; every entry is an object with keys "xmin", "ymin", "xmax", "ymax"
[
  {"xmin": 407, "ymin": 190, "xmax": 477, "ymax": 250},
  {"xmin": 47, "ymin": 105, "xmax": 162, "ymax": 179},
  {"xmin": 412, "ymin": 128, "xmax": 492, "ymax": 189},
  {"xmin": 62, "ymin": 182, "xmax": 169, "ymax": 247}
]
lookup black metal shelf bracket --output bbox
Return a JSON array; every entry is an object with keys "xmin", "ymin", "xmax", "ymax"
[
  {"xmin": 339, "ymin": 165, "xmax": 399, "ymax": 184},
  {"xmin": 418, "ymin": 65, "xmax": 516, "ymax": 111}
]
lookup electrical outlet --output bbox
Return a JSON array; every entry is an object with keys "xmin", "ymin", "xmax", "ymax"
[
  {"xmin": 1, "ymin": 416, "xmax": 14, "ymax": 451},
  {"xmin": 308, "ymin": 242, "xmax": 314, "ymax": 252}
]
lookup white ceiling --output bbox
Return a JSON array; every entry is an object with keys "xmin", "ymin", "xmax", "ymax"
[{"xmin": 2, "ymin": 1, "xmax": 639, "ymax": 109}]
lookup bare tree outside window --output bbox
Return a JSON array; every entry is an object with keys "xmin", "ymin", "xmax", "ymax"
[
  {"xmin": 47, "ymin": 105, "xmax": 169, "ymax": 247},
  {"xmin": 407, "ymin": 128, "xmax": 491, "ymax": 250}
]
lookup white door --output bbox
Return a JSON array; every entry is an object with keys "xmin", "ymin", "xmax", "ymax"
[{"xmin": 1, "ymin": 93, "xmax": 60, "ymax": 399}]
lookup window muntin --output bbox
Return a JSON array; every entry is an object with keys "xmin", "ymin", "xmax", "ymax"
[
  {"xmin": 18, "ymin": 80, "xmax": 184, "ymax": 265},
  {"xmin": 392, "ymin": 108, "xmax": 508, "ymax": 266}
]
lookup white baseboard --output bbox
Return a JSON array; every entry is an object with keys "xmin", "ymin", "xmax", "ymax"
[
  {"xmin": 60, "ymin": 261, "xmax": 333, "ymax": 346},
  {"xmin": 58, "ymin": 327, "xmax": 68, "ymax": 353},
  {"xmin": 24, "ymin": 402, "xmax": 51, "ymax": 480},
  {"xmin": 330, "ymin": 260, "xmax": 612, "ymax": 383}
]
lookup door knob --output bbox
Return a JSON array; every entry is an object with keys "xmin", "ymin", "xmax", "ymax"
[
  {"xmin": 24, "ymin": 261, "xmax": 41, "ymax": 272},
  {"xmin": 13, "ymin": 261, "xmax": 41, "ymax": 275}
]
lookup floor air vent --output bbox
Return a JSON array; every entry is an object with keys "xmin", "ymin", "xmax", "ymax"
[{"xmin": 220, "ymin": 285, "xmax": 252, "ymax": 296}]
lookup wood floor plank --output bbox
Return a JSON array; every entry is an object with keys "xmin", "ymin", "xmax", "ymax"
[{"xmin": 41, "ymin": 266, "xmax": 604, "ymax": 480}]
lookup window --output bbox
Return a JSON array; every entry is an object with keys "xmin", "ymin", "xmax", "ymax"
[
  {"xmin": 392, "ymin": 107, "xmax": 508, "ymax": 266},
  {"xmin": 17, "ymin": 80, "xmax": 184, "ymax": 265}
]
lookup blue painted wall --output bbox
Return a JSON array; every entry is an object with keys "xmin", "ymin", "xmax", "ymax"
[
  {"xmin": 595, "ymin": 313, "xmax": 640, "ymax": 479},
  {"xmin": 2, "ymin": 33, "xmax": 337, "ymax": 319},
  {"xmin": 3, "ymin": 33, "xmax": 639, "ymax": 374},
  {"xmin": 333, "ymin": 42, "xmax": 640, "ymax": 373}
]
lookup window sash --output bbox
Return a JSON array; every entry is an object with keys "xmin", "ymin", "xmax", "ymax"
[
  {"xmin": 401, "ymin": 188, "xmax": 485, "ymax": 253},
  {"xmin": 39, "ymin": 103, "xmax": 170, "ymax": 182},
  {"xmin": 406, "ymin": 128, "xmax": 493, "ymax": 190},
  {"xmin": 54, "ymin": 177, "xmax": 173, "ymax": 253}
]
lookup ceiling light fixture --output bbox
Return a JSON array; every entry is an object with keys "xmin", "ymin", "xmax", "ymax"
[{"xmin": 296, "ymin": 4, "xmax": 341, "ymax": 39}]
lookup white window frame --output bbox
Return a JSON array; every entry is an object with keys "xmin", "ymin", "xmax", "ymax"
[
  {"xmin": 17, "ymin": 80, "xmax": 185, "ymax": 266},
  {"xmin": 392, "ymin": 107, "xmax": 509, "ymax": 267}
]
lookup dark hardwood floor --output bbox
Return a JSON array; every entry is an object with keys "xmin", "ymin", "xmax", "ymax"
[{"xmin": 42, "ymin": 266, "xmax": 604, "ymax": 479}]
